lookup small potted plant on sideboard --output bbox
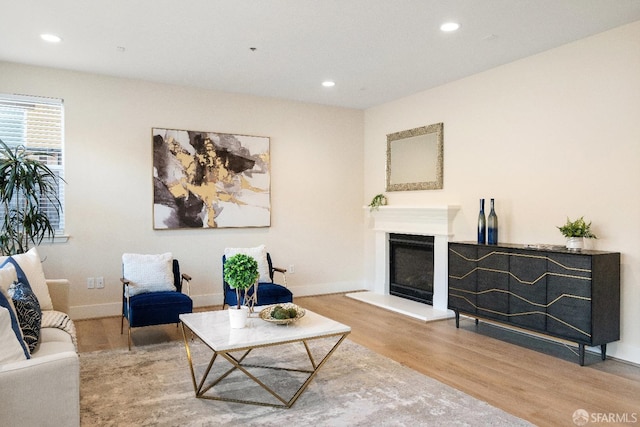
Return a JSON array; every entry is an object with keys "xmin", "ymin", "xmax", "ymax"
[{"xmin": 557, "ymin": 216, "xmax": 597, "ymax": 251}]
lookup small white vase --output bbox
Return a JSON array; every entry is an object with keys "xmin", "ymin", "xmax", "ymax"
[
  {"xmin": 228, "ymin": 306, "xmax": 249, "ymax": 329},
  {"xmin": 566, "ymin": 237, "xmax": 584, "ymax": 251}
]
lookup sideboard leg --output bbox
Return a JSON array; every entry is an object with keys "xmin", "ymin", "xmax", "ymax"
[
  {"xmin": 475, "ymin": 318, "xmax": 479, "ymax": 325},
  {"xmin": 601, "ymin": 344, "xmax": 607, "ymax": 361},
  {"xmin": 455, "ymin": 310, "xmax": 460, "ymax": 328},
  {"xmin": 579, "ymin": 344, "xmax": 585, "ymax": 366}
]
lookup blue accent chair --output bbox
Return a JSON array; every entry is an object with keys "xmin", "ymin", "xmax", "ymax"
[
  {"xmin": 222, "ymin": 253, "xmax": 292, "ymax": 308},
  {"xmin": 121, "ymin": 259, "xmax": 192, "ymax": 350}
]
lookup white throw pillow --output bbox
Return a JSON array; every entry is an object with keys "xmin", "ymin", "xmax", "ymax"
[
  {"xmin": 122, "ymin": 253, "xmax": 175, "ymax": 296},
  {"xmin": 224, "ymin": 245, "xmax": 270, "ymax": 283},
  {"xmin": 0, "ymin": 248, "xmax": 53, "ymax": 311},
  {"xmin": 0, "ymin": 305, "xmax": 29, "ymax": 363},
  {"xmin": 0, "ymin": 263, "xmax": 20, "ymax": 324},
  {"xmin": 0, "ymin": 262, "xmax": 18, "ymax": 297}
]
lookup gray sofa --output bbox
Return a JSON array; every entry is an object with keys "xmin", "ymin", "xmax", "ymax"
[{"xmin": 0, "ymin": 279, "xmax": 79, "ymax": 427}]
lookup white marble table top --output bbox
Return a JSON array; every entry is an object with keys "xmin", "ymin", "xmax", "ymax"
[{"xmin": 180, "ymin": 307, "xmax": 351, "ymax": 352}]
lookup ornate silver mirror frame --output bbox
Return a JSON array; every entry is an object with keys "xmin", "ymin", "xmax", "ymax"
[{"xmin": 386, "ymin": 122, "xmax": 443, "ymax": 191}]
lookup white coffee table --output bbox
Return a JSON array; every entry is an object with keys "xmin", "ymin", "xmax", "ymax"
[{"xmin": 179, "ymin": 307, "xmax": 351, "ymax": 408}]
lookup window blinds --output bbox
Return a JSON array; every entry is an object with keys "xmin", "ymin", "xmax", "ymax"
[{"xmin": 0, "ymin": 93, "xmax": 65, "ymax": 232}]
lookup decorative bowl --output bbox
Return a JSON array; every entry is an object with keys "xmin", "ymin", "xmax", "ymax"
[{"xmin": 259, "ymin": 303, "xmax": 306, "ymax": 325}]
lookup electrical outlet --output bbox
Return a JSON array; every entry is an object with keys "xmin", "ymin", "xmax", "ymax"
[
  {"xmin": 96, "ymin": 276, "xmax": 104, "ymax": 289},
  {"xmin": 288, "ymin": 264, "xmax": 295, "ymax": 274},
  {"xmin": 87, "ymin": 277, "xmax": 95, "ymax": 289}
]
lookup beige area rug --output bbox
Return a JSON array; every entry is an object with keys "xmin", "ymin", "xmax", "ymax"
[{"xmin": 80, "ymin": 338, "xmax": 532, "ymax": 426}]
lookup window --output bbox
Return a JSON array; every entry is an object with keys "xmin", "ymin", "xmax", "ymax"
[{"xmin": 0, "ymin": 93, "xmax": 65, "ymax": 233}]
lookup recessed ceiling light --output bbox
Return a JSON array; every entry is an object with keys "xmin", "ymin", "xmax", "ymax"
[
  {"xmin": 440, "ymin": 22, "xmax": 460, "ymax": 32},
  {"xmin": 40, "ymin": 33, "xmax": 62, "ymax": 43},
  {"xmin": 322, "ymin": 81, "xmax": 335, "ymax": 88}
]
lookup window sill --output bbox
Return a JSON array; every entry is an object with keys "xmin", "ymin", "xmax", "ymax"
[{"xmin": 42, "ymin": 234, "xmax": 70, "ymax": 244}]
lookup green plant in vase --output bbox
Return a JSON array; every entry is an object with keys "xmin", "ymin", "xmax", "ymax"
[
  {"xmin": 557, "ymin": 216, "xmax": 597, "ymax": 250},
  {"xmin": 368, "ymin": 193, "xmax": 387, "ymax": 212},
  {"xmin": 223, "ymin": 253, "xmax": 259, "ymax": 310}
]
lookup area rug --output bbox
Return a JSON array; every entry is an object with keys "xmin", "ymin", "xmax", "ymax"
[{"xmin": 80, "ymin": 338, "xmax": 531, "ymax": 426}]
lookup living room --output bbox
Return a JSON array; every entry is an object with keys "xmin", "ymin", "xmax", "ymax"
[{"xmin": 1, "ymin": 2, "xmax": 639, "ymax": 425}]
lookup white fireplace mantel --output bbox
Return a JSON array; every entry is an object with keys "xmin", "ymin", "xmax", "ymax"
[
  {"xmin": 369, "ymin": 205, "xmax": 460, "ymax": 236},
  {"xmin": 353, "ymin": 205, "xmax": 460, "ymax": 319}
]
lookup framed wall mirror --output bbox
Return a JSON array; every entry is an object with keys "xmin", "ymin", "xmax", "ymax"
[{"xmin": 386, "ymin": 122, "xmax": 443, "ymax": 191}]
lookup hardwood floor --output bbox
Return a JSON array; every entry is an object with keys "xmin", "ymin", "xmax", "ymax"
[{"xmin": 76, "ymin": 293, "xmax": 640, "ymax": 426}]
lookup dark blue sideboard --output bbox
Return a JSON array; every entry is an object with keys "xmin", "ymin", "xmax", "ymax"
[{"xmin": 448, "ymin": 242, "xmax": 620, "ymax": 365}]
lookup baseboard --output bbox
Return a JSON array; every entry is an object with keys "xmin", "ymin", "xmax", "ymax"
[
  {"xmin": 289, "ymin": 280, "xmax": 363, "ymax": 297},
  {"xmin": 69, "ymin": 281, "xmax": 364, "ymax": 320},
  {"xmin": 69, "ymin": 294, "xmax": 223, "ymax": 320},
  {"xmin": 607, "ymin": 342, "xmax": 640, "ymax": 366},
  {"xmin": 70, "ymin": 302, "xmax": 122, "ymax": 320}
]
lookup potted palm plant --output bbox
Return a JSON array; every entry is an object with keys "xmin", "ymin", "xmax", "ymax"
[
  {"xmin": 557, "ymin": 216, "xmax": 597, "ymax": 251},
  {"xmin": 223, "ymin": 253, "xmax": 259, "ymax": 328},
  {"xmin": 0, "ymin": 139, "xmax": 63, "ymax": 255}
]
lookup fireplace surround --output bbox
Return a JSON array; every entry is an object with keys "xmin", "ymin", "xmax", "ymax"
[{"xmin": 349, "ymin": 205, "xmax": 459, "ymax": 320}]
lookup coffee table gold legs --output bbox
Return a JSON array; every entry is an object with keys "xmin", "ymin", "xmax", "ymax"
[
  {"xmin": 287, "ymin": 333, "xmax": 348, "ymax": 406},
  {"xmin": 180, "ymin": 324, "xmax": 349, "ymax": 408}
]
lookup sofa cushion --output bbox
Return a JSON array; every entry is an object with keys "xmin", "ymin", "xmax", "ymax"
[
  {"xmin": 124, "ymin": 291, "xmax": 192, "ymax": 328},
  {"xmin": 224, "ymin": 245, "xmax": 270, "ymax": 283},
  {"xmin": 122, "ymin": 253, "xmax": 175, "ymax": 296},
  {"xmin": 31, "ymin": 336, "xmax": 76, "ymax": 358},
  {"xmin": 39, "ymin": 326, "xmax": 74, "ymax": 344},
  {"xmin": 0, "ymin": 300, "xmax": 30, "ymax": 362},
  {"xmin": 41, "ymin": 310, "xmax": 78, "ymax": 350},
  {"xmin": 0, "ymin": 248, "xmax": 53, "ymax": 310},
  {"xmin": 9, "ymin": 281, "xmax": 42, "ymax": 353},
  {"xmin": 224, "ymin": 283, "xmax": 293, "ymax": 307}
]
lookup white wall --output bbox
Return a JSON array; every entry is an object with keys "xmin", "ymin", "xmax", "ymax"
[
  {"xmin": 364, "ymin": 21, "xmax": 640, "ymax": 364},
  {"xmin": 0, "ymin": 62, "xmax": 366, "ymax": 318}
]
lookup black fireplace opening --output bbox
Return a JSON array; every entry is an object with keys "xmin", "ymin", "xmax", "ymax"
[{"xmin": 389, "ymin": 233, "xmax": 434, "ymax": 305}]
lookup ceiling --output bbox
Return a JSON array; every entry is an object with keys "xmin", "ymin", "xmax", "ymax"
[{"xmin": 2, "ymin": 1, "xmax": 640, "ymax": 109}]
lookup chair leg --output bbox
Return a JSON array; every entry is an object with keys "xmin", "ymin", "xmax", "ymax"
[{"xmin": 121, "ymin": 310, "xmax": 133, "ymax": 350}]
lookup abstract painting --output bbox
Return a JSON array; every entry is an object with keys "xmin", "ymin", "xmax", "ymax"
[{"xmin": 152, "ymin": 128, "xmax": 270, "ymax": 229}]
